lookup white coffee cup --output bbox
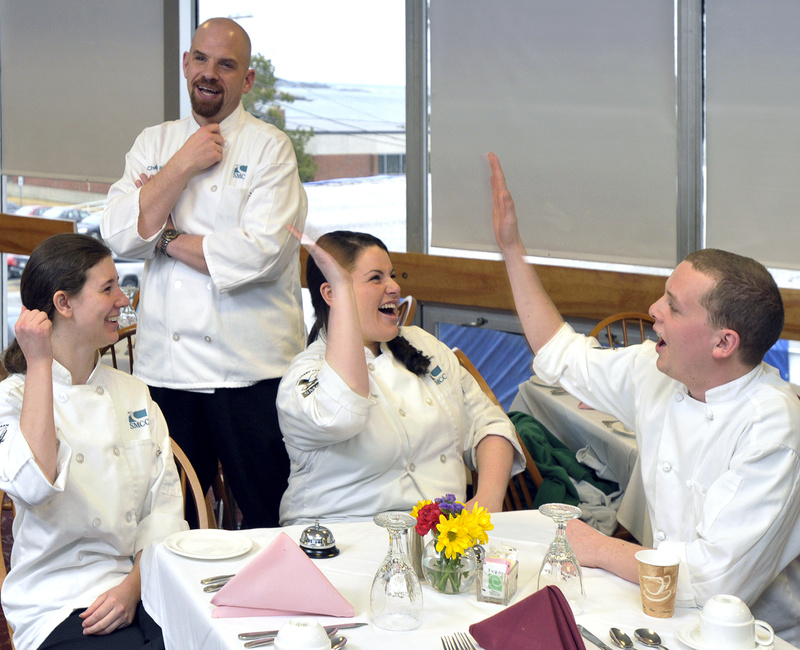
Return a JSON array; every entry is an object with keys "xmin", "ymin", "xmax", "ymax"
[
  {"xmin": 274, "ymin": 619, "xmax": 332, "ymax": 650},
  {"xmin": 700, "ymin": 594, "xmax": 774, "ymax": 649}
]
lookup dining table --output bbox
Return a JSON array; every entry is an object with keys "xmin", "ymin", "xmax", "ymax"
[
  {"xmin": 510, "ymin": 376, "xmax": 652, "ymax": 546},
  {"xmin": 140, "ymin": 510, "xmax": 799, "ymax": 650}
]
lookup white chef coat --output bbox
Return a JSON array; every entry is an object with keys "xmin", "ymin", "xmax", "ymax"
[
  {"xmin": 534, "ymin": 323, "xmax": 800, "ymax": 643},
  {"xmin": 100, "ymin": 103, "xmax": 308, "ymax": 389},
  {"xmin": 0, "ymin": 359, "xmax": 188, "ymax": 650},
  {"xmin": 277, "ymin": 326, "xmax": 526, "ymax": 526}
]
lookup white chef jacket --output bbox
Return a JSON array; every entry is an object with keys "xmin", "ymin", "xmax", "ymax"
[
  {"xmin": 0, "ymin": 359, "xmax": 188, "ymax": 650},
  {"xmin": 277, "ymin": 326, "xmax": 526, "ymax": 526},
  {"xmin": 100, "ymin": 103, "xmax": 308, "ymax": 389},
  {"xmin": 534, "ymin": 323, "xmax": 800, "ymax": 642}
]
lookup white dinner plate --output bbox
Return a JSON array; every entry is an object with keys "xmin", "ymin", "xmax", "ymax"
[
  {"xmin": 164, "ymin": 529, "xmax": 253, "ymax": 560},
  {"xmin": 676, "ymin": 624, "xmax": 773, "ymax": 650}
]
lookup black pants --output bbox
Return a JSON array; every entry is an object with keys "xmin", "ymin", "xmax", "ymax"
[
  {"xmin": 149, "ymin": 379, "xmax": 289, "ymax": 528},
  {"xmin": 38, "ymin": 604, "xmax": 163, "ymax": 650}
]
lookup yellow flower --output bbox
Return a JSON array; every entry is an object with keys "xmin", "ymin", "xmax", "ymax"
[
  {"xmin": 462, "ymin": 504, "xmax": 493, "ymax": 544},
  {"xmin": 410, "ymin": 499, "xmax": 433, "ymax": 519},
  {"xmin": 435, "ymin": 514, "xmax": 472, "ymax": 559}
]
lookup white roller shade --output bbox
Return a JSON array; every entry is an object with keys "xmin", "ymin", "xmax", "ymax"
[
  {"xmin": 429, "ymin": 0, "xmax": 677, "ymax": 267},
  {"xmin": 705, "ymin": 0, "xmax": 800, "ymax": 270},
  {"xmin": 1, "ymin": 0, "xmax": 171, "ymax": 183}
]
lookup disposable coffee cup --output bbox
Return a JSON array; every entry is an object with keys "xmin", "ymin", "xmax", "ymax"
[{"xmin": 635, "ymin": 549, "xmax": 680, "ymax": 618}]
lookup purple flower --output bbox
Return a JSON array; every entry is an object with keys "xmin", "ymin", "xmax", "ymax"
[{"xmin": 435, "ymin": 493, "xmax": 464, "ymax": 516}]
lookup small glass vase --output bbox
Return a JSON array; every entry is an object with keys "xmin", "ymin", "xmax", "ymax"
[{"xmin": 421, "ymin": 538, "xmax": 478, "ymax": 594}]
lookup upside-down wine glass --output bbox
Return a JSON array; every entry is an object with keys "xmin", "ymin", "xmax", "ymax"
[
  {"xmin": 369, "ymin": 512, "xmax": 423, "ymax": 631},
  {"xmin": 537, "ymin": 503, "xmax": 585, "ymax": 614}
]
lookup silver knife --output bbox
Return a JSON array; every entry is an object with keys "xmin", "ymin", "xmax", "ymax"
[
  {"xmin": 238, "ymin": 622, "xmax": 367, "ymax": 641},
  {"xmin": 577, "ymin": 624, "xmax": 614, "ymax": 650}
]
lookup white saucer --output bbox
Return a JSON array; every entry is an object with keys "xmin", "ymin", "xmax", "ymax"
[
  {"xmin": 164, "ymin": 529, "xmax": 253, "ymax": 560},
  {"xmin": 609, "ymin": 420, "xmax": 635, "ymax": 437},
  {"xmin": 676, "ymin": 623, "xmax": 773, "ymax": 650},
  {"xmin": 530, "ymin": 375, "xmax": 556, "ymax": 388}
]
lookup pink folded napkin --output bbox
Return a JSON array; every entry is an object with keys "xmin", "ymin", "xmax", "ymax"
[
  {"xmin": 469, "ymin": 586, "xmax": 586, "ymax": 650},
  {"xmin": 577, "ymin": 402, "xmax": 595, "ymax": 410},
  {"xmin": 210, "ymin": 532, "xmax": 354, "ymax": 618}
]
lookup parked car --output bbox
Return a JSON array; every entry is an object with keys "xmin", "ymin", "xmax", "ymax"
[
  {"xmin": 41, "ymin": 206, "xmax": 91, "ymax": 222},
  {"xmin": 6, "ymin": 253, "xmax": 28, "ymax": 279},
  {"xmin": 14, "ymin": 205, "xmax": 50, "ymax": 216},
  {"xmin": 76, "ymin": 212, "xmax": 102, "ymax": 239}
]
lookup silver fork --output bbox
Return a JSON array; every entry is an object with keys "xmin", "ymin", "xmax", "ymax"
[{"xmin": 441, "ymin": 633, "xmax": 477, "ymax": 650}]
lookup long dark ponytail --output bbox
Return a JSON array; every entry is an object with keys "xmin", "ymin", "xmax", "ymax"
[{"xmin": 306, "ymin": 230, "xmax": 430, "ymax": 376}]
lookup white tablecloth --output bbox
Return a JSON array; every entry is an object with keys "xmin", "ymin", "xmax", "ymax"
[
  {"xmin": 510, "ymin": 378, "xmax": 651, "ymax": 545},
  {"xmin": 140, "ymin": 511, "xmax": 798, "ymax": 649}
]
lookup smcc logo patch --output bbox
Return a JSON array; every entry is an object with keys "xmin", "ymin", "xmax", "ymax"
[
  {"xmin": 233, "ymin": 164, "xmax": 248, "ymax": 180},
  {"xmin": 430, "ymin": 365, "xmax": 447, "ymax": 385},
  {"xmin": 128, "ymin": 409, "xmax": 150, "ymax": 429}
]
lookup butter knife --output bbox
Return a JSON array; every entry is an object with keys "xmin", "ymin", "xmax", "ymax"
[
  {"xmin": 577, "ymin": 624, "xmax": 614, "ymax": 650},
  {"xmin": 238, "ymin": 622, "xmax": 367, "ymax": 641}
]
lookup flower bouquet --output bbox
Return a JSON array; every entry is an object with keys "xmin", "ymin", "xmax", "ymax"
[{"xmin": 410, "ymin": 494, "xmax": 493, "ymax": 594}]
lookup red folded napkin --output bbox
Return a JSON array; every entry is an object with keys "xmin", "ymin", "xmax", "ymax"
[
  {"xmin": 469, "ymin": 586, "xmax": 586, "ymax": 650},
  {"xmin": 210, "ymin": 532, "xmax": 354, "ymax": 618}
]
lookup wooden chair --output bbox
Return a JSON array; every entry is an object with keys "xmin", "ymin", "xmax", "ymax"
[
  {"xmin": 397, "ymin": 295, "xmax": 417, "ymax": 326},
  {"xmin": 0, "ymin": 491, "xmax": 15, "ymax": 648},
  {"xmin": 170, "ymin": 440, "xmax": 216, "ymax": 530},
  {"xmin": 589, "ymin": 312, "xmax": 655, "ymax": 349},
  {"xmin": 451, "ymin": 347, "xmax": 544, "ymax": 511}
]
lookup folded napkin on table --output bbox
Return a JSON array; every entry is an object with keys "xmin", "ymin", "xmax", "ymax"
[
  {"xmin": 469, "ymin": 585, "xmax": 586, "ymax": 650},
  {"xmin": 210, "ymin": 531, "xmax": 354, "ymax": 618}
]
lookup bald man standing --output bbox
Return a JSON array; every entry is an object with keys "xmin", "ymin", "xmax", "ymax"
[{"xmin": 101, "ymin": 18, "xmax": 307, "ymax": 528}]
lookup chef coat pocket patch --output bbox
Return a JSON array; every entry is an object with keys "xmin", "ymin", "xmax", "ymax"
[
  {"xmin": 128, "ymin": 408, "xmax": 150, "ymax": 430},
  {"xmin": 297, "ymin": 369, "xmax": 319, "ymax": 398},
  {"xmin": 430, "ymin": 365, "xmax": 447, "ymax": 385}
]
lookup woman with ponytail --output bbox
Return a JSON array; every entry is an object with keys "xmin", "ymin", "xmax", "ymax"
[
  {"xmin": 277, "ymin": 229, "xmax": 524, "ymax": 526},
  {"xmin": 0, "ymin": 234, "xmax": 186, "ymax": 650}
]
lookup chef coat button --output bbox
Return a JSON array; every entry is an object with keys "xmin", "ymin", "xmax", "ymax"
[
  {"xmin": 113, "ymin": 447, "xmax": 121, "ymax": 456},
  {"xmin": 156, "ymin": 446, "xmax": 163, "ymax": 456},
  {"xmin": 705, "ymin": 411, "xmax": 714, "ymax": 421},
  {"xmin": 398, "ymin": 408, "xmax": 406, "ymax": 417},
  {"xmin": 207, "ymin": 283, "xmax": 212, "ymax": 291},
  {"xmin": 409, "ymin": 463, "xmax": 416, "ymax": 472},
  {"xmin": 662, "ymin": 462, "xmax": 671, "ymax": 472},
  {"xmin": 174, "ymin": 280, "xmax": 183, "ymax": 289},
  {"xmin": 75, "ymin": 453, "xmax": 84, "ymax": 463},
  {"xmin": 656, "ymin": 530, "xmax": 666, "ymax": 541},
  {"xmin": 57, "ymin": 393, "xmax": 68, "ymax": 403},
  {"xmin": 211, "ymin": 185, "xmax": 218, "ymax": 192},
  {"xmin": 426, "ymin": 397, "xmax": 434, "ymax": 405},
  {"xmin": 368, "ymin": 363, "xmax": 375, "ymax": 371},
  {"xmin": 675, "ymin": 392, "xmax": 684, "ymax": 401},
  {"xmin": 95, "ymin": 386, "xmax": 104, "ymax": 395},
  {"xmin": 78, "ymin": 552, "xmax": 85, "ymax": 561},
  {"xmin": 223, "ymin": 140, "xmax": 229, "ymax": 149},
  {"xmin": 204, "ymin": 335, "xmax": 212, "ymax": 343},
  {"xmin": 440, "ymin": 454, "xmax": 447, "ymax": 463},
  {"xmin": 172, "ymin": 333, "xmax": 180, "ymax": 341},
  {"xmin": 126, "ymin": 511, "xmax": 133, "ymax": 523},
  {"xmin": 92, "ymin": 518, "xmax": 101, "ymax": 528},
  {"xmin": 685, "ymin": 480, "xmax": 693, "ymax": 489}
]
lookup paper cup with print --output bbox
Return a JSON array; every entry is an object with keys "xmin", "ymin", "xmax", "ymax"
[{"xmin": 635, "ymin": 549, "xmax": 680, "ymax": 618}]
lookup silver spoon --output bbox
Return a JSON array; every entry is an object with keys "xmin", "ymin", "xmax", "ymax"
[
  {"xmin": 331, "ymin": 637, "xmax": 347, "ymax": 650},
  {"xmin": 634, "ymin": 628, "xmax": 670, "ymax": 650},
  {"xmin": 609, "ymin": 627, "xmax": 633, "ymax": 648}
]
